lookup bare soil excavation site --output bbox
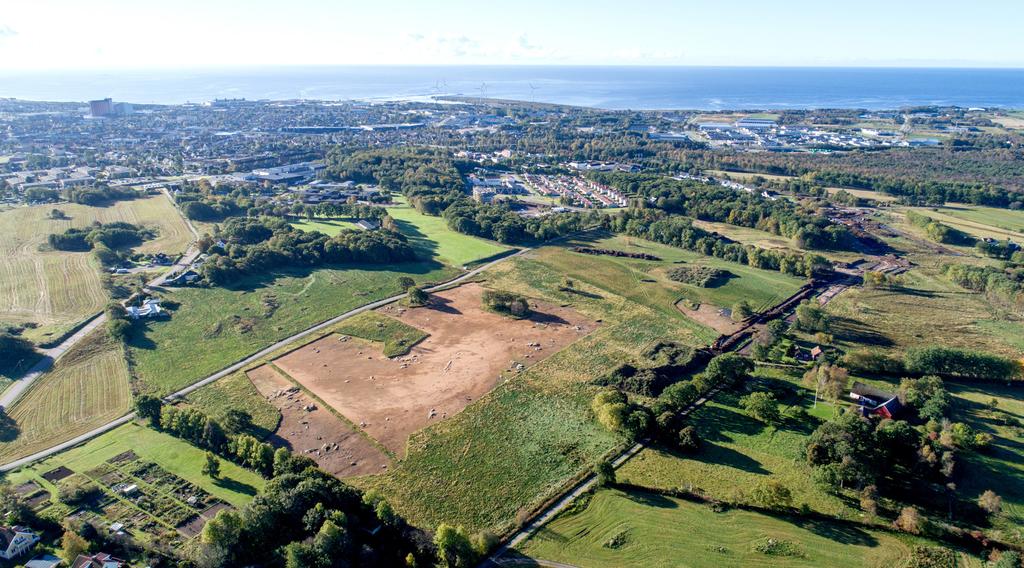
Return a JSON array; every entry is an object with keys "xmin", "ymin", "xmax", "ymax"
[
  {"xmin": 270, "ymin": 284, "xmax": 596, "ymax": 455},
  {"xmin": 246, "ymin": 364, "xmax": 391, "ymax": 476}
]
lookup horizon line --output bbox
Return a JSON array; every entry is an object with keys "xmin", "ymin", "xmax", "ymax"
[{"xmin": 3, "ymin": 62, "xmax": 1024, "ymax": 73}]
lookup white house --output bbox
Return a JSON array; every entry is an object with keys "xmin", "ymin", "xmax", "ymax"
[
  {"xmin": 0, "ymin": 526, "xmax": 40, "ymax": 560},
  {"xmin": 126, "ymin": 299, "xmax": 163, "ymax": 320}
]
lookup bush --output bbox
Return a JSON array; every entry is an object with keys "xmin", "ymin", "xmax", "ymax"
[
  {"xmin": 666, "ymin": 265, "xmax": 732, "ymax": 287},
  {"xmin": 481, "ymin": 290, "xmax": 531, "ymax": 319},
  {"xmin": 677, "ymin": 425, "xmax": 701, "ymax": 452},
  {"xmin": 595, "ymin": 459, "xmax": 616, "ymax": 487}
]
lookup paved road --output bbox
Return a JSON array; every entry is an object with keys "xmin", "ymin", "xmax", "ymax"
[
  {"xmin": 0, "ymin": 313, "xmax": 108, "ymax": 410},
  {"xmin": 0, "ymin": 248, "xmax": 531, "ymax": 471}
]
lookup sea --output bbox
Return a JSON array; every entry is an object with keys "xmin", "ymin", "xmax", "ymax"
[{"xmin": 2, "ymin": 66, "xmax": 1023, "ymax": 110}]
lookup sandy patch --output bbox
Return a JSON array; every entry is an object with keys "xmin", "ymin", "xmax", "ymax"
[
  {"xmin": 272, "ymin": 283, "xmax": 596, "ymax": 456},
  {"xmin": 676, "ymin": 301, "xmax": 742, "ymax": 335},
  {"xmin": 246, "ymin": 364, "xmax": 390, "ymax": 477}
]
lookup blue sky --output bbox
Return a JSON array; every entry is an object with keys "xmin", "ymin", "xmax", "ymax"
[{"xmin": 1, "ymin": 0, "xmax": 1022, "ymax": 69}]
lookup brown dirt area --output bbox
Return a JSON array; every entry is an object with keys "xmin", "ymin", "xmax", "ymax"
[
  {"xmin": 272, "ymin": 283, "xmax": 596, "ymax": 456},
  {"xmin": 675, "ymin": 300, "xmax": 742, "ymax": 335},
  {"xmin": 246, "ymin": 364, "xmax": 390, "ymax": 477}
]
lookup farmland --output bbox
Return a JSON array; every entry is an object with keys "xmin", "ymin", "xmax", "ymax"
[
  {"xmin": 533, "ymin": 233, "xmax": 806, "ymax": 327},
  {"xmin": 0, "ymin": 330, "xmax": 132, "ymax": 463},
  {"xmin": 902, "ymin": 204, "xmax": 1024, "ymax": 241},
  {"xmin": 387, "ymin": 197, "xmax": 512, "ymax": 267},
  {"xmin": 0, "ymin": 195, "xmax": 194, "ymax": 345},
  {"xmin": 518, "ymin": 488, "xmax": 941, "ymax": 568},
  {"xmin": 129, "ymin": 261, "xmax": 458, "ymax": 395}
]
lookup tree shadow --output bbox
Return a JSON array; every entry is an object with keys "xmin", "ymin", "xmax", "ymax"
[
  {"xmin": 697, "ymin": 443, "xmax": 771, "ymax": 474},
  {"xmin": 787, "ymin": 514, "xmax": 880, "ymax": 546},
  {"xmin": 829, "ymin": 316, "xmax": 893, "ymax": 347},
  {"xmin": 529, "ymin": 310, "xmax": 570, "ymax": 326},
  {"xmin": 887, "ymin": 285, "xmax": 938, "ymax": 298},
  {"xmin": 392, "ymin": 218, "xmax": 442, "ymax": 261},
  {"xmin": 427, "ymin": 295, "xmax": 462, "ymax": 315},
  {"xmin": 0, "ymin": 414, "xmax": 21, "ymax": 442},
  {"xmin": 619, "ymin": 487, "xmax": 678, "ymax": 509},
  {"xmin": 213, "ymin": 477, "xmax": 258, "ymax": 497},
  {"xmin": 694, "ymin": 401, "xmax": 766, "ymax": 443},
  {"xmin": 563, "ymin": 288, "xmax": 603, "ymax": 300}
]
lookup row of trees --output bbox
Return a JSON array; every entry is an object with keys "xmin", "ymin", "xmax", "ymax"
[
  {"xmin": 904, "ymin": 346, "xmax": 1022, "ymax": 382},
  {"xmin": 63, "ymin": 185, "xmax": 141, "ymax": 206},
  {"xmin": 592, "ymin": 172, "xmax": 857, "ymax": 251},
  {"xmin": 609, "ymin": 209, "xmax": 832, "ymax": 278},
  {"xmin": 592, "ymin": 353, "xmax": 753, "ymax": 446}
]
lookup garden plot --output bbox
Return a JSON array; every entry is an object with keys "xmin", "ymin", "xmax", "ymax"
[{"xmin": 271, "ymin": 283, "xmax": 597, "ymax": 455}]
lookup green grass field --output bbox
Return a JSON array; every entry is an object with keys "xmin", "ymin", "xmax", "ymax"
[
  {"xmin": 386, "ymin": 198, "xmax": 511, "ymax": 267},
  {"xmin": 130, "ymin": 262, "xmax": 458, "ymax": 395},
  {"xmin": 519, "ymin": 488, "xmax": 934, "ymax": 568},
  {"xmin": 0, "ymin": 196, "xmax": 194, "ymax": 345},
  {"xmin": 618, "ymin": 367, "xmax": 858, "ymax": 520},
  {"xmin": 691, "ymin": 220, "xmax": 865, "ymax": 263},
  {"xmin": 948, "ymin": 382, "xmax": 1024, "ymax": 545},
  {"xmin": 333, "ymin": 310, "xmax": 429, "ymax": 357},
  {"xmin": 289, "ymin": 217, "xmax": 362, "ymax": 236},
  {"xmin": 824, "ymin": 266, "xmax": 1023, "ymax": 359},
  {"xmin": 7, "ymin": 421, "xmax": 265, "ymax": 509},
  {"xmin": 905, "ymin": 204, "xmax": 1024, "ymax": 241},
  {"xmin": 537, "ymin": 233, "xmax": 806, "ymax": 323},
  {"xmin": 0, "ymin": 330, "xmax": 133, "ymax": 463}
]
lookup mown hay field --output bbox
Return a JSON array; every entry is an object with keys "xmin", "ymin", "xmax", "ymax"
[
  {"xmin": 519, "ymin": 488, "xmax": 938, "ymax": 568},
  {"xmin": 0, "ymin": 330, "xmax": 132, "ymax": 463},
  {"xmin": 0, "ymin": 196, "xmax": 193, "ymax": 344}
]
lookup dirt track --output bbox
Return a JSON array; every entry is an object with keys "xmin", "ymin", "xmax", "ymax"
[{"xmin": 273, "ymin": 284, "xmax": 596, "ymax": 456}]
